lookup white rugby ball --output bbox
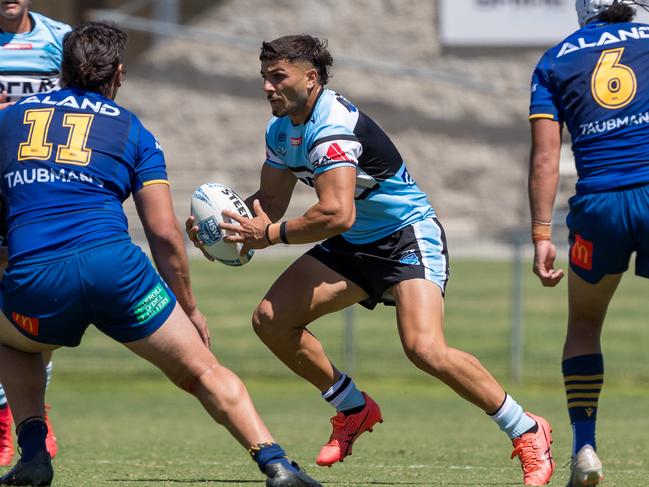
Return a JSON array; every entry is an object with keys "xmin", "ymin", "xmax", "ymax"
[{"xmin": 190, "ymin": 183, "xmax": 254, "ymax": 266}]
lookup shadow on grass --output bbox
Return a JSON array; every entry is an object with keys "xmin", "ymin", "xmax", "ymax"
[
  {"xmin": 108, "ymin": 480, "xmax": 518, "ymax": 486},
  {"xmin": 108, "ymin": 480, "xmax": 259, "ymax": 484}
]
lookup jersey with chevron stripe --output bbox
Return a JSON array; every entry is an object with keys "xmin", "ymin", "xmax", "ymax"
[{"xmin": 265, "ymin": 88, "xmax": 434, "ymax": 244}]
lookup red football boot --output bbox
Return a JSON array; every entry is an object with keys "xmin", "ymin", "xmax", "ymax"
[
  {"xmin": 0, "ymin": 406, "xmax": 13, "ymax": 467},
  {"xmin": 316, "ymin": 392, "xmax": 382, "ymax": 467},
  {"xmin": 511, "ymin": 413, "xmax": 555, "ymax": 486},
  {"xmin": 44, "ymin": 404, "xmax": 58, "ymax": 459}
]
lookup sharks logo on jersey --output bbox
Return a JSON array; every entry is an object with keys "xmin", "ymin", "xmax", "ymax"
[
  {"xmin": 0, "ymin": 12, "xmax": 70, "ymax": 102},
  {"xmin": 530, "ymin": 21, "xmax": 649, "ymax": 194},
  {"xmin": 265, "ymin": 88, "xmax": 434, "ymax": 244}
]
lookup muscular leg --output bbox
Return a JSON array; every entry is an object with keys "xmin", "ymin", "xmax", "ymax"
[
  {"xmin": 563, "ymin": 269, "xmax": 620, "ymax": 460},
  {"xmin": 252, "ymin": 254, "xmax": 368, "ymax": 391},
  {"xmin": 392, "ymin": 278, "xmax": 556, "ymax": 485},
  {"xmin": 0, "ymin": 312, "xmax": 58, "ymax": 426},
  {"xmin": 392, "ymin": 278, "xmax": 505, "ymax": 413},
  {"xmin": 564, "ymin": 269, "xmax": 621, "ymax": 359},
  {"xmin": 125, "ymin": 303, "xmax": 272, "ymax": 449}
]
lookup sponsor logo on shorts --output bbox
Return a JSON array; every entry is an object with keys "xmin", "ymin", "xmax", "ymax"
[
  {"xmin": 571, "ymin": 234, "xmax": 593, "ymax": 271},
  {"xmin": 134, "ymin": 283, "xmax": 171, "ymax": 324},
  {"xmin": 399, "ymin": 250, "xmax": 420, "ymax": 266},
  {"xmin": 11, "ymin": 312, "xmax": 39, "ymax": 336},
  {"xmin": 198, "ymin": 216, "xmax": 222, "ymax": 245}
]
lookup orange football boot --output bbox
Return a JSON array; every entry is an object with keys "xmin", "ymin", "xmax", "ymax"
[
  {"xmin": 316, "ymin": 392, "xmax": 382, "ymax": 467},
  {"xmin": 510, "ymin": 413, "xmax": 555, "ymax": 486},
  {"xmin": 44, "ymin": 404, "xmax": 57, "ymax": 459},
  {"xmin": 0, "ymin": 406, "xmax": 13, "ymax": 467}
]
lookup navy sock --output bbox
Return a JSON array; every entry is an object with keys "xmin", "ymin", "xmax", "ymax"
[
  {"xmin": 17, "ymin": 418, "xmax": 47, "ymax": 462},
  {"xmin": 250, "ymin": 443, "xmax": 298, "ymax": 474},
  {"xmin": 563, "ymin": 354, "xmax": 603, "ymax": 455}
]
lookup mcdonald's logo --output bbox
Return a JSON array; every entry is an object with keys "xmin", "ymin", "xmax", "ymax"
[
  {"xmin": 11, "ymin": 312, "xmax": 39, "ymax": 336},
  {"xmin": 571, "ymin": 234, "xmax": 593, "ymax": 271}
]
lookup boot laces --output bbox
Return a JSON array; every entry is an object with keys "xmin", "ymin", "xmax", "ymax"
[
  {"xmin": 511, "ymin": 435, "xmax": 543, "ymax": 472},
  {"xmin": 325, "ymin": 413, "xmax": 349, "ymax": 446}
]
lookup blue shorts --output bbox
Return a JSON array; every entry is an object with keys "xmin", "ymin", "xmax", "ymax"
[
  {"xmin": 307, "ymin": 216, "xmax": 450, "ymax": 309},
  {"xmin": 0, "ymin": 235, "xmax": 177, "ymax": 347},
  {"xmin": 567, "ymin": 183, "xmax": 649, "ymax": 284}
]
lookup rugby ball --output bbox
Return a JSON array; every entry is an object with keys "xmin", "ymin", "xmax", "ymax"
[{"xmin": 190, "ymin": 183, "xmax": 254, "ymax": 266}]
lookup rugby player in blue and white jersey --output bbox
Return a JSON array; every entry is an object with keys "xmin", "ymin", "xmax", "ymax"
[
  {"xmin": 0, "ymin": 0, "xmax": 69, "ymax": 108},
  {"xmin": 529, "ymin": 1, "xmax": 649, "ymax": 485},
  {"xmin": 0, "ymin": 0, "xmax": 69, "ymax": 465},
  {"xmin": 188, "ymin": 34, "xmax": 555, "ymax": 486},
  {"xmin": 0, "ymin": 23, "xmax": 322, "ymax": 487}
]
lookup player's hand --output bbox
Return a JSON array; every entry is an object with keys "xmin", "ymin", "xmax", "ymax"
[
  {"xmin": 220, "ymin": 199, "xmax": 272, "ymax": 255},
  {"xmin": 187, "ymin": 307, "xmax": 211, "ymax": 347},
  {"xmin": 533, "ymin": 239, "xmax": 564, "ymax": 287},
  {"xmin": 185, "ymin": 215, "xmax": 215, "ymax": 262},
  {"xmin": 0, "ymin": 91, "xmax": 14, "ymax": 110}
]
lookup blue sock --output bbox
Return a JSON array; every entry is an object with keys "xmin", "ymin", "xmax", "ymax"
[
  {"xmin": 489, "ymin": 394, "xmax": 536, "ymax": 440},
  {"xmin": 17, "ymin": 419, "xmax": 47, "ymax": 462},
  {"xmin": 563, "ymin": 354, "xmax": 603, "ymax": 455},
  {"xmin": 321, "ymin": 374, "xmax": 366, "ymax": 413},
  {"xmin": 250, "ymin": 443, "xmax": 298, "ymax": 474},
  {"xmin": 0, "ymin": 384, "xmax": 6, "ymax": 408}
]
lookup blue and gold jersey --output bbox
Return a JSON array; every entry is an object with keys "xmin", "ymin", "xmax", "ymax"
[
  {"xmin": 0, "ymin": 88, "xmax": 168, "ymax": 262},
  {"xmin": 0, "ymin": 12, "xmax": 70, "ymax": 102},
  {"xmin": 265, "ymin": 88, "xmax": 434, "ymax": 244},
  {"xmin": 530, "ymin": 21, "xmax": 649, "ymax": 194}
]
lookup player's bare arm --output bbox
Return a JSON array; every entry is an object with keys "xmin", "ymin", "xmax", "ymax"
[
  {"xmin": 245, "ymin": 163, "xmax": 297, "ymax": 222},
  {"xmin": 221, "ymin": 166, "xmax": 356, "ymax": 253},
  {"xmin": 135, "ymin": 183, "xmax": 210, "ymax": 346},
  {"xmin": 529, "ymin": 118, "xmax": 564, "ymax": 286}
]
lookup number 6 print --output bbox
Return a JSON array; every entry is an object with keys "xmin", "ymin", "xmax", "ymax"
[{"xmin": 591, "ymin": 47, "xmax": 637, "ymax": 110}]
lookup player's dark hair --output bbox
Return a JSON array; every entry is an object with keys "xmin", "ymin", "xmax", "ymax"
[
  {"xmin": 260, "ymin": 34, "xmax": 333, "ymax": 85},
  {"xmin": 597, "ymin": 2, "xmax": 636, "ymax": 23},
  {"xmin": 61, "ymin": 22, "xmax": 127, "ymax": 97}
]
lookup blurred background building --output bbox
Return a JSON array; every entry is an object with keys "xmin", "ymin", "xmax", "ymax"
[{"xmin": 36, "ymin": 0, "xmax": 589, "ymax": 256}]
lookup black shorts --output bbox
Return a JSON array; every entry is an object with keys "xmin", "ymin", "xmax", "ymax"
[{"xmin": 306, "ymin": 217, "xmax": 450, "ymax": 309}]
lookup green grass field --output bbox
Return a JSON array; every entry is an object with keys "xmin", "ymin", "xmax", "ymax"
[{"xmin": 8, "ymin": 258, "xmax": 648, "ymax": 486}]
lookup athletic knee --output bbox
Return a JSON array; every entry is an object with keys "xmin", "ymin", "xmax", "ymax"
[
  {"xmin": 252, "ymin": 300, "xmax": 275, "ymax": 337},
  {"xmin": 173, "ymin": 358, "xmax": 218, "ymax": 395},
  {"xmin": 403, "ymin": 342, "xmax": 450, "ymax": 376},
  {"xmin": 252, "ymin": 300, "xmax": 291, "ymax": 341}
]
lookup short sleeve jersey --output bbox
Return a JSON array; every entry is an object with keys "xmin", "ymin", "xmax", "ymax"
[
  {"xmin": 0, "ymin": 88, "xmax": 168, "ymax": 262},
  {"xmin": 0, "ymin": 12, "xmax": 70, "ymax": 102},
  {"xmin": 265, "ymin": 88, "xmax": 434, "ymax": 244},
  {"xmin": 530, "ymin": 21, "xmax": 649, "ymax": 194}
]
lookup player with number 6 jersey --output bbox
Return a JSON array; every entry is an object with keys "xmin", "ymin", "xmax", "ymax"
[
  {"xmin": 529, "ymin": 2, "xmax": 649, "ymax": 485},
  {"xmin": 530, "ymin": 2, "xmax": 649, "ymax": 195}
]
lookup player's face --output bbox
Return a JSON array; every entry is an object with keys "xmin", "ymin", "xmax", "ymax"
[
  {"xmin": 261, "ymin": 59, "xmax": 318, "ymax": 121},
  {"xmin": 0, "ymin": 0, "xmax": 29, "ymax": 20}
]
